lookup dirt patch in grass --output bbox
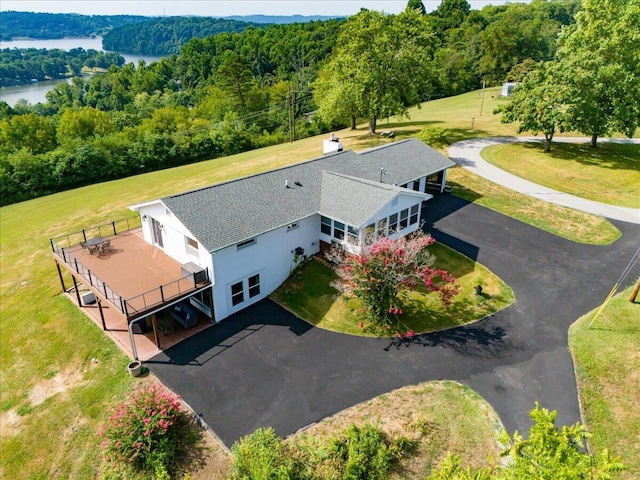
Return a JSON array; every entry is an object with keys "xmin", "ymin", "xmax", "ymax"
[
  {"xmin": 28, "ymin": 368, "xmax": 85, "ymax": 407},
  {"xmin": 288, "ymin": 381, "xmax": 502, "ymax": 478},
  {"xmin": 0, "ymin": 409, "xmax": 22, "ymax": 437}
]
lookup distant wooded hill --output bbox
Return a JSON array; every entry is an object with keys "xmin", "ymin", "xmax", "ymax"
[
  {"xmin": 0, "ymin": 11, "xmax": 149, "ymax": 40},
  {"xmin": 102, "ymin": 17, "xmax": 260, "ymax": 55}
]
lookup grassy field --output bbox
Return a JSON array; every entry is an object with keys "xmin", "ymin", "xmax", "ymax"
[
  {"xmin": 272, "ymin": 243, "xmax": 514, "ymax": 336},
  {"xmin": 482, "ymin": 142, "xmax": 640, "ymax": 208},
  {"xmin": 0, "ymin": 85, "xmax": 631, "ymax": 478},
  {"xmin": 569, "ymin": 284, "xmax": 640, "ymax": 479}
]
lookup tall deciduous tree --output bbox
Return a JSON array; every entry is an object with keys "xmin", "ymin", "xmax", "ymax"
[
  {"xmin": 406, "ymin": 0, "xmax": 427, "ymax": 15},
  {"xmin": 494, "ymin": 63, "xmax": 566, "ymax": 152},
  {"xmin": 314, "ymin": 9, "xmax": 435, "ymax": 135},
  {"xmin": 326, "ymin": 231, "xmax": 458, "ymax": 325},
  {"xmin": 557, "ymin": 0, "xmax": 640, "ymax": 147}
]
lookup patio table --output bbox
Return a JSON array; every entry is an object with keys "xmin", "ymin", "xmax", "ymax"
[{"xmin": 85, "ymin": 236, "xmax": 104, "ymax": 254}]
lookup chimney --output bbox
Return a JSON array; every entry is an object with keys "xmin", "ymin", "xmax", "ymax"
[{"xmin": 323, "ymin": 133, "xmax": 343, "ymax": 154}]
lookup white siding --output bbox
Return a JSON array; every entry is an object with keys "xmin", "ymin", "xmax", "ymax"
[{"xmin": 211, "ymin": 214, "xmax": 320, "ymax": 321}]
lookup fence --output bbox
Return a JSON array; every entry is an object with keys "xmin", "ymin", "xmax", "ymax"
[{"xmin": 50, "ymin": 215, "xmax": 141, "ymax": 254}]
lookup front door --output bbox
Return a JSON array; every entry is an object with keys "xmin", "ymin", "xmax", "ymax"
[{"xmin": 151, "ymin": 218, "xmax": 164, "ymax": 248}]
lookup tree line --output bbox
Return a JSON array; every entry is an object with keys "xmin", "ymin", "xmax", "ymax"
[
  {"xmin": 0, "ymin": 0, "xmax": 586, "ymax": 206},
  {"xmin": 496, "ymin": 0, "xmax": 640, "ymax": 150},
  {"xmin": 0, "ymin": 48, "xmax": 124, "ymax": 87},
  {"xmin": 0, "ymin": 11, "xmax": 148, "ymax": 41},
  {"xmin": 102, "ymin": 17, "xmax": 261, "ymax": 55}
]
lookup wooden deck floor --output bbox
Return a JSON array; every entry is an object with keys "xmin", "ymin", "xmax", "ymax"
[{"xmin": 55, "ymin": 228, "xmax": 214, "ymax": 361}]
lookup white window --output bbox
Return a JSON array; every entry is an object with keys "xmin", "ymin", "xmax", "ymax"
[
  {"xmin": 364, "ymin": 223, "xmax": 375, "ymax": 246},
  {"xmin": 185, "ymin": 236, "xmax": 199, "ymax": 256},
  {"xmin": 400, "ymin": 208, "xmax": 409, "ymax": 230},
  {"xmin": 321, "ymin": 216, "xmax": 331, "ymax": 235},
  {"xmin": 347, "ymin": 226, "xmax": 359, "ymax": 246},
  {"xmin": 410, "ymin": 204, "xmax": 419, "ymax": 225},
  {"xmin": 231, "ymin": 281, "xmax": 244, "ymax": 306},
  {"xmin": 237, "ymin": 238, "xmax": 256, "ymax": 250},
  {"xmin": 333, "ymin": 221, "xmax": 345, "ymax": 240},
  {"xmin": 248, "ymin": 274, "xmax": 260, "ymax": 298},
  {"xmin": 389, "ymin": 213, "xmax": 398, "ymax": 234},
  {"xmin": 377, "ymin": 218, "xmax": 387, "ymax": 239}
]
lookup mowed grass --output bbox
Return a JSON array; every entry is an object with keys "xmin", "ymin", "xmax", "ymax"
[
  {"xmin": 447, "ymin": 166, "xmax": 621, "ymax": 245},
  {"xmin": 272, "ymin": 243, "xmax": 514, "ymax": 336},
  {"xmin": 289, "ymin": 381, "xmax": 503, "ymax": 479},
  {"xmin": 482, "ymin": 142, "xmax": 640, "ymax": 208},
  {"xmin": 568, "ymin": 285, "xmax": 640, "ymax": 479},
  {"xmin": 0, "ymin": 85, "xmax": 632, "ymax": 478}
]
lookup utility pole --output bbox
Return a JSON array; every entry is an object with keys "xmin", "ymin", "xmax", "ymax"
[
  {"xmin": 288, "ymin": 88, "xmax": 296, "ymax": 143},
  {"xmin": 480, "ymin": 79, "xmax": 486, "ymax": 116}
]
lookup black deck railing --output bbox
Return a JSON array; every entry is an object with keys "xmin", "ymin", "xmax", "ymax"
[
  {"xmin": 123, "ymin": 269, "xmax": 210, "ymax": 318},
  {"xmin": 50, "ymin": 215, "xmax": 141, "ymax": 254},
  {"xmin": 51, "ymin": 215, "xmax": 210, "ymax": 320}
]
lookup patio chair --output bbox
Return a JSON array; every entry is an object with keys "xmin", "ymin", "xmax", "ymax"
[
  {"xmin": 101, "ymin": 239, "xmax": 112, "ymax": 252},
  {"xmin": 88, "ymin": 244, "xmax": 99, "ymax": 255}
]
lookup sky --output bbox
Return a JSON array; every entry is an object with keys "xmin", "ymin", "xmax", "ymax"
[{"xmin": 1, "ymin": 0, "xmax": 526, "ymax": 17}]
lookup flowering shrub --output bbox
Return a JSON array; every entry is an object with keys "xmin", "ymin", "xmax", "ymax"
[
  {"xmin": 326, "ymin": 231, "xmax": 459, "ymax": 326},
  {"xmin": 100, "ymin": 384, "xmax": 198, "ymax": 477}
]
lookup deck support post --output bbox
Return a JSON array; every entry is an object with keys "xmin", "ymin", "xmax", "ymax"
[
  {"xmin": 71, "ymin": 275, "xmax": 82, "ymax": 306},
  {"xmin": 150, "ymin": 314, "xmax": 160, "ymax": 348},
  {"xmin": 209, "ymin": 290, "xmax": 215, "ymax": 321},
  {"xmin": 55, "ymin": 260, "xmax": 66, "ymax": 292},
  {"xmin": 98, "ymin": 298, "xmax": 107, "ymax": 331}
]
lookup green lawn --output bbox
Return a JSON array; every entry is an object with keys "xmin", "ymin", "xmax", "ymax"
[
  {"xmin": 0, "ymin": 85, "xmax": 633, "ymax": 478},
  {"xmin": 272, "ymin": 243, "xmax": 514, "ymax": 336},
  {"xmin": 482, "ymin": 142, "xmax": 640, "ymax": 208},
  {"xmin": 447, "ymin": 166, "xmax": 621, "ymax": 245},
  {"xmin": 568, "ymin": 284, "xmax": 640, "ymax": 479}
]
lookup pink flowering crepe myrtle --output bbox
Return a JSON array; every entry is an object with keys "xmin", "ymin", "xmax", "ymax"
[{"xmin": 327, "ymin": 231, "xmax": 460, "ymax": 327}]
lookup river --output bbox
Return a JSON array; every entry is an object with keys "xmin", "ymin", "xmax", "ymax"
[{"xmin": 0, "ymin": 38, "xmax": 163, "ymax": 106}]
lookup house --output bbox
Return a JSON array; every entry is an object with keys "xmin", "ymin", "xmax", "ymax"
[
  {"xmin": 50, "ymin": 137, "xmax": 454, "ymax": 355},
  {"xmin": 129, "ymin": 137, "xmax": 454, "ymax": 322}
]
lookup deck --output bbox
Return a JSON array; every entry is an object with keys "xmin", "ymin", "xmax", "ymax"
[{"xmin": 52, "ymin": 226, "xmax": 214, "ymax": 360}]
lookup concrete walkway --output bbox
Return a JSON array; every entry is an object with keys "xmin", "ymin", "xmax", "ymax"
[{"xmin": 448, "ymin": 136, "xmax": 640, "ymax": 224}]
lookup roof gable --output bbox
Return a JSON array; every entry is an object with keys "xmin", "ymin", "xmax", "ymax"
[{"xmin": 320, "ymin": 172, "xmax": 428, "ymax": 227}]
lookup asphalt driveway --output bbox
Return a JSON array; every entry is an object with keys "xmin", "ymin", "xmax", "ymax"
[{"xmin": 148, "ymin": 195, "xmax": 640, "ymax": 448}]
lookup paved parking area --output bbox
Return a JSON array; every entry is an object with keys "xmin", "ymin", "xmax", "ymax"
[{"xmin": 148, "ymin": 195, "xmax": 640, "ymax": 448}]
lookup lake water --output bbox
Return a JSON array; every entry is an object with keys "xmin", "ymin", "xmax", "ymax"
[{"xmin": 0, "ymin": 38, "xmax": 163, "ymax": 106}]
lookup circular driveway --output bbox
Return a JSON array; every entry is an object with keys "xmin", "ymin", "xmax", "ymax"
[{"xmin": 148, "ymin": 138, "xmax": 640, "ymax": 448}]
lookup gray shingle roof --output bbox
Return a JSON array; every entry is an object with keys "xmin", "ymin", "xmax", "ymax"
[
  {"xmin": 161, "ymin": 138, "xmax": 454, "ymax": 252},
  {"xmin": 320, "ymin": 172, "xmax": 428, "ymax": 227}
]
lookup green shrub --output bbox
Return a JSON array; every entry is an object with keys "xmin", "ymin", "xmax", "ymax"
[
  {"xmin": 417, "ymin": 127, "xmax": 449, "ymax": 148},
  {"xmin": 99, "ymin": 385, "xmax": 199, "ymax": 477},
  {"xmin": 330, "ymin": 424, "xmax": 403, "ymax": 480},
  {"xmin": 232, "ymin": 427, "xmax": 297, "ymax": 480}
]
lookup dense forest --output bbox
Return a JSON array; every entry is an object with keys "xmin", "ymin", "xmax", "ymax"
[
  {"xmin": 102, "ymin": 17, "xmax": 261, "ymax": 55},
  {"xmin": 0, "ymin": 0, "xmax": 582, "ymax": 207},
  {"xmin": 0, "ymin": 48, "xmax": 124, "ymax": 87},
  {"xmin": 0, "ymin": 11, "xmax": 149, "ymax": 40}
]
